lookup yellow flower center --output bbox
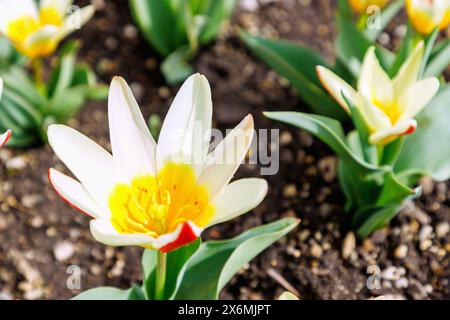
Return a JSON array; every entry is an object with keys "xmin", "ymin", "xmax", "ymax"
[
  {"xmin": 109, "ymin": 163, "xmax": 214, "ymax": 238},
  {"xmin": 5, "ymin": 7, "xmax": 63, "ymax": 58},
  {"xmin": 372, "ymin": 97, "xmax": 401, "ymax": 125}
]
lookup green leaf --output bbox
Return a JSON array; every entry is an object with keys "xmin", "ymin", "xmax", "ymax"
[
  {"xmin": 336, "ymin": 13, "xmax": 395, "ymax": 77},
  {"xmin": 174, "ymin": 218, "xmax": 299, "ymax": 299},
  {"xmin": 161, "ymin": 46, "xmax": 194, "ymax": 84},
  {"xmin": 142, "ymin": 238, "xmax": 201, "ymax": 300},
  {"xmin": 129, "ymin": 0, "xmax": 181, "ymax": 57},
  {"xmin": 72, "ymin": 286, "xmax": 145, "ymax": 300},
  {"xmin": 355, "ymin": 204, "xmax": 402, "ymax": 238},
  {"xmin": 424, "ymin": 40, "xmax": 450, "ymax": 77},
  {"xmin": 264, "ymin": 111, "xmax": 370, "ymax": 168},
  {"xmin": 389, "ymin": 23, "xmax": 414, "ymax": 77},
  {"xmin": 199, "ymin": 0, "xmax": 236, "ymax": 44},
  {"xmin": 380, "ymin": 136, "xmax": 404, "ymax": 166},
  {"xmin": 240, "ymin": 32, "xmax": 347, "ymax": 120},
  {"xmin": 1, "ymin": 66, "xmax": 47, "ymax": 110},
  {"xmin": 363, "ymin": 0, "xmax": 404, "ymax": 42},
  {"xmin": 47, "ymin": 40, "xmax": 78, "ymax": 99},
  {"xmin": 395, "ymin": 84, "xmax": 450, "ymax": 182},
  {"xmin": 419, "ymin": 28, "xmax": 439, "ymax": 79},
  {"xmin": 342, "ymin": 93, "xmax": 378, "ymax": 165},
  {"xmin": 47, "ymin": 86, "xmax": 88, "ymax": 122},
  {"xmin": 266, "ymin": 111, "xmax": 415, "ymax": 231}
]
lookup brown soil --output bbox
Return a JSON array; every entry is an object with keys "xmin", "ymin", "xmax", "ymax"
[{"xmin": 0, "ymin": 0, "xmax": 448, "ymax": 300}]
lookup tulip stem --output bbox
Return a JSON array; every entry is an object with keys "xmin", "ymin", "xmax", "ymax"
[
  {"xmin": 32, "ymin": 58, "xmax": 45, "ymax": 92},
  {"xmin": 155, "ymin": 251, "xmax": 167, "ymax": 300}
]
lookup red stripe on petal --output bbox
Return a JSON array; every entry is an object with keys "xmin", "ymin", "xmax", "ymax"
[
  {"xmin": 401, "ymin": 123, "xmax": 417, "ymax": 136},
  {"xmin": 159, "ymin": 222, "xmax": 199, "ymax": 253},
  {"xmin": 48, "ymin": 168, "xmax": 94, "ymax": 218},
  {"xmin": 0, "ymin": 130, "xmax": 12, "ymax": 148}
]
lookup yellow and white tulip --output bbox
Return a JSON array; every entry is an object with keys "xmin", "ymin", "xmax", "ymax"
[
  {"xmin": 0, "ymin": 78, "xmax": 11, "ymax": 147},
  {"xmin": 317, "ymin": 42, "xmax": 440, "ymax": 145},
  {"xmin": 0, "ymin": 0, "xmax": 95, "ymax": 59},
  {"xmin": 348, "ymin": 0, "xmax": 390, "ymax": 14},
  {"xmin": 406, "ymin": 0, "xmax": 450, "ymax": 35},
  {"xmin": 47, "ymin": 74, "xmax": 268, "ymax": 252}
]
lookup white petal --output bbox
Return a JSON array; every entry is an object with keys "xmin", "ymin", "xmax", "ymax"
[
  {"xmin": 369, "ymin": 119, "xmax": 417, "ymax": 145},
  {"xmin": 108, "ymin": 77, "xmax": 157, "ymax": 180},
  {"xmin": 157, "ymin": 73, "xmax": 212, "ymax": 176},
  {"xmin": 24, "ymin": 25, "xmax": 59, "ymax": 48},
  {"xmin": 397, "ymin": 77, "xmax": 440, "ymax": 120},
  {"xmin": 152, "ymin": 221, "xmax": 202, "ymax": 249},
  {"xmin": 316, "ymin": 66, "xmax": 357, "ymax": 113},
  {"xmin": 0, "ymin": 77, "xmax": 3, "ymax": 97},
  {"xmin": 90, "ymin": 219, "xmax": 155, "ymax": 247},
  {"xmin": 48, "ymin": 168, "xmax": 108, "ymax": 219},
  {"xmin": 358, "ymin": 46, "xmax": 395, "ymax": 108},
  {"xmin": 47, "ymin": 124, "xmax": 116, "ymax": 209},
  {"xmin": 58, "ymin": 5, "xmax": 95, "ymax": 40},
  {"xmin": 358, "ymin": 97, "xmax": 391, "ymax": 132},
  {"xmin": 198, "ymin": 115, "xmax": 254, "ymax": 198},
  {"xmin": 393, "ymin": 41, "xmax": 424, "ymax": 94},
  {"xmin": 0, "ymin": 0, "xmax": 38, "ymax": 32},
  {"xmin": 40, "ymin": 0, "xmax": 73, "ymax": 14},
  {"xmin": 209, "ymin": 178, "xmax": 268, "ymax": 227},
  {"xmin": 0, "ymin": 129, "xmax": 11, "ymax": 148}
]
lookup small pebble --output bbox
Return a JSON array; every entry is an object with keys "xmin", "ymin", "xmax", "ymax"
[
  {"xmin": 395, "ymin": 277, "xmax": 409, "ymax": 289},
  {"xmin": 436, "ymin": 222, "xmax": 449, "ymax": 238},
  {"xmin": 54, "ymin": 241, "xmax": 75, "ymax": 262},
  {"xmin": 342, "ymin": 232, "xmax": 356, "ymax": 260},
  {"xmin": 394, "ymin": 244, "xmax": 408, "ymax": 259},
  {"xmin": 283, "ymin": 184, "xmax": 297, "ymax": 198},
  {"xmin": 310, "ymin": 242, "xmax": 323, "ymax": 258},
  {"xmin": 419, "ymin": 225, "xmax": 433, "ymax": 241}
]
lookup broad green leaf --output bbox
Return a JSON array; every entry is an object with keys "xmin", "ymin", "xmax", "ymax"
[
  {"xmin": 395, "ymin": 85, "xmax": 450, "ymax": 182},
  {"xmin": 1, "ymin": 67, "xmax": 47, "ymax": 110},
  {"xmin": 380, "ymin": 136, "xmax": 404, "ymax": 166},
  {"xmin": 264, "ymin": 111, "xmax": 369, "ymax": 168},
  {"xmin": 363, "ymin": 0, "xmax": 404, "ymax": 42},
  {"xmin": 73, "ymin": 286, "xmax": 145, "ymax": 300},
  {"xmin": 199, "ymin": 0, "xmax": 236, "ymax": 44},
  {"xmin": 343, "ymin": 94, "xmax": 378, "ymax": 165},
  {"xmin": 48, "ymin": 86, "xmax": 88, "ymax": 122},
  {"xmin": 161, "ymin": 46, "xmax": 194, "ymax": 84},
  {"xmin": 240, "ymin": 32, "xmax": 347, "ymax": 120},
  {"xmin": 354, "ymin": 204, "xmax": 402, "ymax": 238},
  {"xmin": 424, "ymin": 40, "xmax": 450, "ymax": 77},
  {"xmin": 336, "ymin": 14, "xmax": 395, "ymax": 77},
  {"xmin": 47, "ymin": 40, "xmax": 78, "ymax": 99},
  {"xmin": 375, "ymin": 170, "xmax": 416, "ymax": 205},
  {"xmin": 174, "ymin": 218, "xmax": 299, "ymax": 299},
  {"xmin": 266, "ymin": 111, "xmax": 414, "ymax": 226},
  {"xmin": 419, "ymin": 28, "xmax": 439, "ymax": 79},
  {"xmin": 388, "ymin": 23, "xmax": 414, "ymax": 77},
  {"xmin": 129, "ymin": 0, "xmax": 179, "ymax": 57}
]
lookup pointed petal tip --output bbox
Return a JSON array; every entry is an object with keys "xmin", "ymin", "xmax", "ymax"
[
  {"xmin": 0, "ymin": 129, "xmax": 11, "ymax": 147},
  {"xmin": 48, "ymin": 168, "xmax": 96, "ymax": 218}
]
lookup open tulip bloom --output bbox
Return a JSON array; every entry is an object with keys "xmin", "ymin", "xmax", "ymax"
[
  {"xmin": 0, "ymin": 0, "xmax": 94, "ymax": 59},
  {"xmin": 406, "ymin": 0, "xmax": 450, "ymax": 35},
  {"xmin": 317, "ymin": 41, "xmax": 439, "ymax": 146},
  {"xmin": 47, "ymin": 74, "xmax": 268, "ymax": 253}
]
